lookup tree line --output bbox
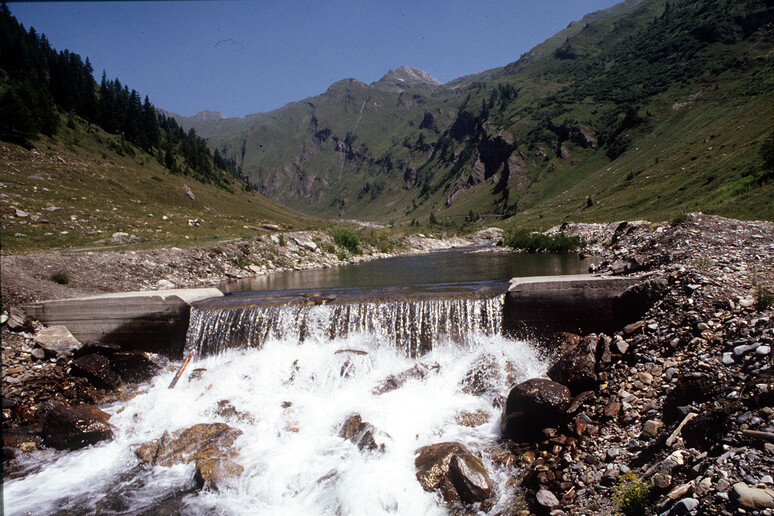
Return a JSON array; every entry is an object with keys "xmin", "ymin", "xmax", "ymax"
[{"xmin": 0, "ymin": 3, "xmax": 244, "ymax": 190}]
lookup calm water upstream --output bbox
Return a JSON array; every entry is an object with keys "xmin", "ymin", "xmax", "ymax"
[
  {"xmin": 219, "ymin": 247, "xmax": 596, "ymax": 293},
  {"xmin": 4, "ymin": 249, "xmax": 593, "ymax": 515}
]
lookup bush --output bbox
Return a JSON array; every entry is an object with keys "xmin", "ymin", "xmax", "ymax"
[
  {"xmin": 331, "ymin": 227, "xmax": 360, "ymax": 255},
  {"xmin": 756, "ymin": 286, "xmax": 773, "ymax": 311},
  {"xmin": 50, "ymin": 271, "xmax": 69, "ymax": 285},
  {"xmin": 504, "ymin": 230, "xmax": 585, "ymax": 252},
  {"xmin": 613, "ymin": 471, "xmax": 652, "ymax": 516}
]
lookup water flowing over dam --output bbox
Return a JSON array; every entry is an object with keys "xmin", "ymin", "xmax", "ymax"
[
  {"xmin": 186, "ymin": 292, "xmax": 505, "ymax": 358},
  {"xmin": 5, "ymin": 281, "xmax": 551, "ymax": 515}
]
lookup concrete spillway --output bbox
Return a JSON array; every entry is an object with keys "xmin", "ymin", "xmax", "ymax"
[
  {"xmin": 22, "ymin": 275, "xmax": 647, "ymax": 357},
  {"xmin": 23, "ymin": 288, "xmax": 223, "ymax": 357}
]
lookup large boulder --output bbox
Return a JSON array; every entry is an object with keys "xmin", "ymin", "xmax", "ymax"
[
  {"xmin": 70, "ymin": 353, "xmax": 122, "ymax": 390},
  {"xmin": 134, "ymin": 422, "xmax": 243, "ymax": 491},
  {"xmin": 109, "ymin": 351, "xmax": 161, "ymax": 383},
  {"xmin": 547, "ymin": 334, "xmax": 600, "ymax": 394},
  {"xmin": 501, "ymin": 378, "xmax": 571, "ymax": 442},
  {"xmin": 415, "ymin": 442, "xmax": 492, "ymax": 505},
  {"xmin": 34, "ymin": 325, "xmax": 81, "ymax": 358},
  {"xmin": 41, "ymin": 403, "xmax": 113, "ymax": 450}
]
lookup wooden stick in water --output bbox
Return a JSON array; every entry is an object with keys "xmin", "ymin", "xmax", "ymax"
[{"xmin": 168, "ymin": 351, "xmax": 194, "ymax": 389}]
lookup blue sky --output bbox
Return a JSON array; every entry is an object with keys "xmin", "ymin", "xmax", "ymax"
[{"xmin": 10, "ymin": 1, "xmax": 620, "ymax": 118}]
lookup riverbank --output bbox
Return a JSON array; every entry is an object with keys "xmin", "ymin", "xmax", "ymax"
[
  {"xmin": 2, "ymin": 214, "xmax": 773, "ymax": 515},
  {"xmin": 507, "ymin": 213, "xmax": 774, "ymax": 515}
]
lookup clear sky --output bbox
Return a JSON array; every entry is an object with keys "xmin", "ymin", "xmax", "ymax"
[{"xmin": 9, "ymin": 1, "xmax": 620, "ymax": 118}]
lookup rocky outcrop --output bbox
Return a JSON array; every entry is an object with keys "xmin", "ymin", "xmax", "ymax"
[
  {"xmin": 41, "ymin": 403, "xmax": 113, "ymax": 450},
  {"xmin": 415, "ymin": 441, "xmax": 492, "ymax": 505},
  {"xmin": 501, "ymin": 378, "xmax": 571, "ymax": 442}
]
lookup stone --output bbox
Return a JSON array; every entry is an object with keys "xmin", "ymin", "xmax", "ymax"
[
  {"xmin": 667, "ymin": 497, "xmax": 699, "ymax": 515},
  {"xmin": 157, "ymin": 279, "xmax": 177, "ymax": 290},
  {"xmin": 547, "ymin": 334, "xmax": 599, "ymax": 394},
  {"xmin": 30, "ymin": 348, "xmax": 46, "ymax": 360},
  {"xmin": 624, "ymin": 320, "xmax": 646, "ymax": 335},
  {"xmin": 460, "ymin": 353, "xmax": 503, "ymax": 399},
  {"xmin": 373, "ymin": 363, "xmax": 438, "ymax": 395},
  {"xmin": 733, "ymin": 342, "xmax": 760, "ymax": 357},
  {"xmin": 194, "ymin": 458, "xmax": 244, "ymax": 491},
  {"xmin": 501, "ymin": 378, "xmax": 571, "ymax": 442},
  {"xmin": 182, "ymin": 184, "xmax": 196, "ymax": 201},
  {"xmin": 653, "ymin": 472, "xmax": 673, "ymax": 489},
  {"xmin": 6, "ymin": 306, "xmax": 34, "ymax": 332},
  {"xmin": 73, "ymin": 341, "xmax": 122, "ymax": 358},
  {"xmin": 642, "ymin": 419, "xmax": 664, "ymax": 438},
  {"xmin": 34, "ymin": 325, "xmax": 81, "ymax": 357},
  {"xmin": 339, "ymin": 414, "xmax": 386, "ymax": 452},
  {"xmin": 415, "ymin": 442, "xmax": 492, "ymax": 505},
  {"xmin": 108, "ymin": 351, "xmax": 160, "ymax": 383},
  {"xmin": 536, "ymin": 488, "xmax": 560, "ymax": 509},
  {"xmin": 730, "ymin": 482, "xmax": 774, "ymax": 510},
  {"xmin": 41, "ymin": 404, "xmax": 113, "ymax": 450},
  {"xmin": 70, "ymin": 354, "xmax": 122, "ymax": 390}
]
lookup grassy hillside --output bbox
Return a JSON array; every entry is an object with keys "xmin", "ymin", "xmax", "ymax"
[
  {"xmin": 0, "ymin": 116, "xmax": 318, "ymax": 253},
  {"xmin": 179, "ymin": 0, "xmax": 774, "ymax": 228}
]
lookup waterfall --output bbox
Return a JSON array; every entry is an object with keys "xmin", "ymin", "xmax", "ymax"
[
  {"xmin": 186, "ymin": 295, "xmax": 505, "ymax": 358},
  {"xmin": 5, "ymin": 292, "xmax": 550, "ymax": 516}
]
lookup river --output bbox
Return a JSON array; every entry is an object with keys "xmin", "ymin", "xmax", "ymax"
[{"xmin": 4, "ymin": 249, "xmax": 591, "ymax": 515}]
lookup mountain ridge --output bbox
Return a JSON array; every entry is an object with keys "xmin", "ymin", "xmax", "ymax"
[{"xmin": 175, "ymin": 0, "xmax": 774, "ymax": 226}]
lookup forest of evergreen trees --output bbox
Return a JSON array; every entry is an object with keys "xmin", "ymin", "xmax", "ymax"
[{"xmin": 0, "ymin": 3, "xmax": 244, "ymax": 190}]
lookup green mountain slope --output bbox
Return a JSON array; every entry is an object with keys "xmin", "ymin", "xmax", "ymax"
[{"xmin": 179, "ymin": 0, "xmax": 774, "ymax": 227}]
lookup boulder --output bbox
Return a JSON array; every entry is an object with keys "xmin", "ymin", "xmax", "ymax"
[
  {"xmin": 460, "ymin": 353, "xmax": 503, "ymax": 399},
  {"xmin": 73, "ymin": 341, "xmax": 122, "ymax": 358},
  {"xmin": 6, "ymin": 306, "xmax": 34, "ymax": 333},
  {"xmin": 372, "ymin": 363, "xmax": 439, "ymax": 395},
  {"xmin": 339, "ymin": 414, "xmax": 386, "ymax": 452},
  {"xmin": 547, "ymin": 334, "xmax": 599, "ymax": 394},
  {"xmin": 34, "ymin": 325, "xmax": 81, "ymax": 357},
  {"xmin": 70, "ymin": 354, "xmax": 122, "ymax": 390},
  {"xmin": 501, "ymin": 378, "xmax": 571, "ymax": 442},
  {"xmin": 730, "ymin": 482, "xmax": 774, "ymax": 510},
  {"xmin": 134, "ymin": 422, "xmax": 243, "ymax": 491},
  {"xmin": 415, "ymin": 442, "xmax": 492, "ymax": 505},
  {"xmin": 108, "ymin": 351, "xmax": 161, "ymax": 383},
  {"xmin": 41, "ymin": 403, "xmax": 113, "ymax": 450}
]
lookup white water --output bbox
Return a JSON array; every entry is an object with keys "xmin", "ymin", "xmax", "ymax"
[{"xmin": 4, "ymin": 302, "xmax": 547, "ymax": 515}]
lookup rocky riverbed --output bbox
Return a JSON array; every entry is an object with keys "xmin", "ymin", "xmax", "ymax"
[{"xmin": 2, "ymin": 213, "xmax": 773, "ymax": 515}]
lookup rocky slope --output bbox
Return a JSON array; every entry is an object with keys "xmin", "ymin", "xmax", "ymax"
[{"xmin": 495, "ymin": 213, "xmax": 774, "ymax": 515}]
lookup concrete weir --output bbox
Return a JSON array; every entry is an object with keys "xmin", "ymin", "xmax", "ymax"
[
  {"xmin": 23, "ymin": 288, "xmax": 223, "ymax": 357},
  {"xmin": 503, "ymin": 274, "xmax": 642, "ymax": 338}
]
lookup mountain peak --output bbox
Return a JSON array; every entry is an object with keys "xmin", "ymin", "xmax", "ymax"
[
  {"xmin": 372, "ymin": 66, "xmax": 441, "ymax": 92},
  {"xmin": 194, "ymin": 110, "xmax": 225, "ymax": 121}
]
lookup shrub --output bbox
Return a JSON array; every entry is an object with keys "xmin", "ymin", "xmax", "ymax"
[
  {"xmin": 613, "ymin": 470, "xmax": 652, "ymax": 516},
  {"xmin": 331, "ymin": 227, "xmax": 360, "ymax": 254},
  {"xmin": 50, "ymin": 271, "xmax": 69, "ymax": 285},
  {"xmin": 756, "ymin": 285, "xmax": 773, "ymax": 311},
  {"xmin": 504, "ymin": 230, "xmax": 585, "ymax": 253}
]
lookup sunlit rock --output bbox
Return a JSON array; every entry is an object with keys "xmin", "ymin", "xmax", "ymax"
[{"xmin": 415, "ymin": 441, "xmax": 492, "ymax": 506}]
